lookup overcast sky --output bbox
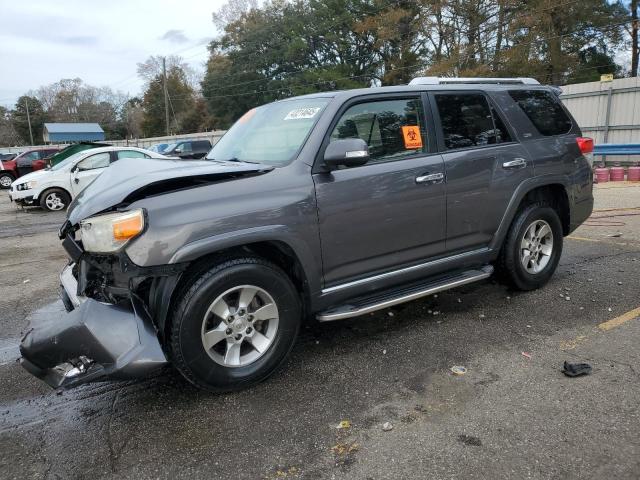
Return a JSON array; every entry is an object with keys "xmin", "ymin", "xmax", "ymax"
[{"xmin": 0, "ymin": 0, "xmax": 226, "ymax": 108}]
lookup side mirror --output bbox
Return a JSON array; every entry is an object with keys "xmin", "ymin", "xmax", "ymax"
[
  {"xmin": 323, "ymin": 138, "xmax": 370, "ymax": 169},
  {"xmin": 174, "ymin": 147, "xmax": 182, "ymax": 154}
]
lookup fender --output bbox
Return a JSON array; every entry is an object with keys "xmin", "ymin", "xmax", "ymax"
[
  {"xmin": 489, "ymin": 174, "xmax": 571, "ymax": 251},
  {"xmin": 168, "ymin": 224, "xmax": 322, "ymax": 297}
]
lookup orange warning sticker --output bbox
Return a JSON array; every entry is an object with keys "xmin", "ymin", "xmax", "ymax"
[{"xmin": 402, "ymin": 126, "xmax": 423, "ymax": 149}]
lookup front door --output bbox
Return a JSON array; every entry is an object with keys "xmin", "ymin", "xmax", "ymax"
[
  {"xmin": 71, "ymin": 152, "xmax": 110, "ymax": 196},
  {"xmin": 430, "ymin": 91, "xmax": 533, "ymax": 251},
  {"xmin": 313, "ymin": 95, "xmax": 447, "ymax": 287}
]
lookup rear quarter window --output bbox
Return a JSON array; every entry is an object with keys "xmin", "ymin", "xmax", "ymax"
[{"xmin": 508, "ymin": 90, "xmax": 572, "ymax": 136}]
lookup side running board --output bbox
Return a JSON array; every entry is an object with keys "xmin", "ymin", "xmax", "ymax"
[{"xmin": 316, "ymin": 266, "xmax": 493, "ymax": 322}]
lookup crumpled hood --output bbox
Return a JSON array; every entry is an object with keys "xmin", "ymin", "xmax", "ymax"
[{"xmin": 67, "ymin": 157, "xmax": 273, "ymax": 224}]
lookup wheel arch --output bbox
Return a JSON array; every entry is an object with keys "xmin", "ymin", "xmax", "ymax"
[
  {"xmin": 37, "ymin": 185, "xmax": 72, "ymax": 202},
  {"xmin": 490, "ymin": 177, "xmax": 571, "ymax": 252},
  {"xmin": 151, "ymin": 237, "xmax": 316, "ymax": 341}
]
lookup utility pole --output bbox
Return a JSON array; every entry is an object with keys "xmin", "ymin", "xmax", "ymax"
[
  {"xmin": 632, "ymin": 0, "xmax": 638, "ymax": 77},
  {"xmin": 24, "ymin": 98, "xmax": 34, "ymax": 145},
  {"xmin": 162, "ymin": 57, "xmax": 170, "ymax": 135}
]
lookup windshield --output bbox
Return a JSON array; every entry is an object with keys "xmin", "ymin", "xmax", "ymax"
[
  {"xmin": 50, "ymin": 151, "xmax": 87, "ymax": 171},
  {"xmin": 206, "ymin": 98, "xmax": 329, "ymax": 166}
]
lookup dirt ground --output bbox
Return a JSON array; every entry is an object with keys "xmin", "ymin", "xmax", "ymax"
[{"xmin": 1, "ymin": 183, "xmax": 639, "ymax": 479}]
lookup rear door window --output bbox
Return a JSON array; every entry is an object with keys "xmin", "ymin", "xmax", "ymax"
[
  {"xmin": 179, "ymin": 142, "xmax": 193, "ymax": 153},
  {"xmin": 508, "ymin": 90, "xmax": 572, "ymax": 136},
  {"xmin": 434, "ymin": 93, "xmax": 508, "ymax": 150},
  {"xmin": 329, "ymin": 97, "xmax": 427, "ymax": 164}
]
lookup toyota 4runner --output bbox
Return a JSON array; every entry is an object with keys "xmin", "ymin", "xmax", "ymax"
[{"xmin": 20, "ymin": 77, "xmax": 594, "ymax": 392}]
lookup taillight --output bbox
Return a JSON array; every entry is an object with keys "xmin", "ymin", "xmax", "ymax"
[
  {"xmin": 577, "ymin": 137, "xmax": 594, "ymax": 168},
  {"xmin": 576, "ymin": 137, "xmax": 594, "ymax": 154}
]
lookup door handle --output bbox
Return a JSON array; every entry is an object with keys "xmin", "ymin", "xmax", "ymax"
[
  {"xmin": 502, "ymin": 158, "xmax": 527, "ymax": 169},
  {"xmin": 415, "ymin": 172, "xmax": 444, "ymax": 184}
]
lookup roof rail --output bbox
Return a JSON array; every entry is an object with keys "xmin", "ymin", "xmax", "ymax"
[{"xmin": 409, "ymin": 77, "xmax": 540, "ymax": 86}]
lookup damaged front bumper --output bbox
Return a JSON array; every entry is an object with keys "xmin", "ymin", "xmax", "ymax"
[{"xmin": 20, "ymin": 264, "xmax": 168, "ymax": 389}]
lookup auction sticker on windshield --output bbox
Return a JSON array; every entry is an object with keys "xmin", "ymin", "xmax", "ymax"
[
  {"xmin": 402, "ymin": 126, "xmax": 423, "ymax": 149},
  {"xmin": 284, "ymin": 107, "xmax": 321, "ymax": 120}
]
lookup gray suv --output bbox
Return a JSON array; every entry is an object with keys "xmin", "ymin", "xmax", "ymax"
[{"xmin": 20, "ymin": 77, "xmax": 594, "ymax": 392}]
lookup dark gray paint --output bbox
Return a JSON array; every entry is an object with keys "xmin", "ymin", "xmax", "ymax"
[{"xmin": 22, "ymin": 82, "xmax": 594, "ymax": 387}]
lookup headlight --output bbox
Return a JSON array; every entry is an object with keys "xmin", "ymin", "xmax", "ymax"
[
  {"xmin": 79, "ymin": 209, "xmax": 145, "ymax": 253},
  {"xmin": 17, "ymin": 180, "xmax": 37, "ymax": 190}
]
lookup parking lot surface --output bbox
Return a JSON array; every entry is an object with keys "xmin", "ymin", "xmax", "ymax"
[{"xmin": 1, "ymin": 184, "xmax": 639, "ymax": 479}]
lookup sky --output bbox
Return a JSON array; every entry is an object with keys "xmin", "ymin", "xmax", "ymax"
[{"xmin": 0, "ymin": 0, "xmax": 226, "ymax": 108}]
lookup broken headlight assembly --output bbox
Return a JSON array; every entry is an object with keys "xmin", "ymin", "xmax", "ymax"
[{"xmin": 79, "ymin": 209, "xmax": 145, "ymax": 253}]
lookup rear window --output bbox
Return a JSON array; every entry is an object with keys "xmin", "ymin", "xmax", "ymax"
[{"xmin": 509, "ymin": 90, "xmax": 572, "ymax": 136}]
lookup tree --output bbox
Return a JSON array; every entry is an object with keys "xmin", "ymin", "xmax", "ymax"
[
  {"xmin": 0, "ymin": 106, "xmax": 22, "ymax": 147},
  {"xmin": 12, "ymin": 96, "xmax": 45, "ymax": 145},
  {"xmin": 141, "ymin": 65, "xmax": 196, "ymax": 136}
]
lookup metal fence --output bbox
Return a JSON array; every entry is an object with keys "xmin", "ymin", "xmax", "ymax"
[{"xmin": 561, "ymin": 77, "xmax": 640, "ymax": 165}]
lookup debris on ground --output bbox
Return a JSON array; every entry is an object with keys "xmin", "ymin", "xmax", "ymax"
[
  {"xmin": 331, "ymin": 442, "xmax": 359, "ymax": 455},
  {"xmin": 607, "ymin": 233, "xmax": 622, "ymax": 237},
  {"xmin": 22, "ymin": 279, "xmax": 30, "ymax": 284},
  {"xmin": 479, "ymin": 314, "xmax": 485, "ymax": 319},
  {"xmin": 336, "ymin": 420, "xmax": 351, "ymax": 429},
  {"xmin": 382, "ymin": 422, "xmax": 393, "ymax": 431},
  {"xmin": 450, "ymin": 366, "xmax": 467, "ymax": 376},
  {"xmin": 521, "ymin": 352, "xmax": 532, "ymax": 359},
  {"xmin": 382, "ymin": 349, "xmax": 387, "ymax": 355},
  {"xmin": 387, "ymin": 311, "xmax": 394, "ymax": 317},
  {"xmin": 562, "ymin": 361, "xmax": 592, "ymax": 377}
]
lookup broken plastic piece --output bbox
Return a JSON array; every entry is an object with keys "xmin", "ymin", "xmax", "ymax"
[
  {"xmin": 450, "ymin": 366, "xmax": 467, "ymax": 375},
  {"xmin": 562, "ymin": 361, "xmax": 592, "ymax": 377}
]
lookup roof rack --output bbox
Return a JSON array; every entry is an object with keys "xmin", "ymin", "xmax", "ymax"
[{"xmin": 409, "ymin": 77, "xmax": 540, "ymax": 86}]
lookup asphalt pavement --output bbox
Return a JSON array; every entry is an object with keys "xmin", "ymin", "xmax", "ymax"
[{"xmin": 1, "ymin": 184, "xmax": 639, "ymax": 480}]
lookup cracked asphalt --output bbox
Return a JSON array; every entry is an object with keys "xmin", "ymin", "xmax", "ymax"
[{"xmin": 1, "ymin": 184, "xmax": 639, "ymax": 480}]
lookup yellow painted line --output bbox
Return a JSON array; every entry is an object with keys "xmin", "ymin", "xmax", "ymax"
[
  {"xmin": 567, "ymin": 236, "xmax": 602, "ymax": 243},
  {"xmin": 598, "ymin": 307, "xmax": 640, "ymax": 331}
]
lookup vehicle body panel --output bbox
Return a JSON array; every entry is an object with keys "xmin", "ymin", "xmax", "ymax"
[{"xmin": 20, "ymin": 81, "xmax": 594, "ymax": 389}]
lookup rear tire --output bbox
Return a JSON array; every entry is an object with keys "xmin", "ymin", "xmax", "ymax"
[
  {"xmin": 169, "ymin": 257, "xmax": 301, "ymax": 392},
  {"xmin": 496, "ymin": 202, "xmax": 563, "ymax": 291},
  {"xmin": 0, "ymin": 172, "xmax": 14, "ymax": 189},
  {"xmin": 39, "ymin": 188, "xmax": 70, "ymax": 211}
]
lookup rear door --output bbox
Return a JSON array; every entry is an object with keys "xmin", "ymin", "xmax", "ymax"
[
  {"xmin": 71, "ymin": 152, "xmax": 111, "ymax": 196},
  {"xmin": 430, "ymin": 91, "xmax": 533, "ymax": 252},
  {"xmin": 313, "ymin": 94, "xmax": 447, "ymax": 286}
]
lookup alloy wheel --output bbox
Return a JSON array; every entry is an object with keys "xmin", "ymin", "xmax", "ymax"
[
  {"xmin": 45, "ymin": 193, "xmax": 65, "ymax": 211},
  {"xmin": 201, "ymin": 285, "xmax": 279, "ymax": 367},
  {"xmin": 520, "ymin": 219, "xmax": 554, "ymax": 274}
]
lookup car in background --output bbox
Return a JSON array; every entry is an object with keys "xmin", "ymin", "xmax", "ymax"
[
  {"xmin": 9, "ymin": 147, "xmax": 169, "ymax": 211},
  {"xmin": 0, "ymin": 153, "xmax": 17, "ymax": 162},
  {"xmin": 1, "ymin": 148, "xmax": 61, "ymax": 188},
  {"xmin": 48, "ymin": 142, "xmax": 111, "ymax": 167},
  {"xmin": 147, "ymin": 143, "xmax": 169, "ymax": 154},
  {"xmin": 163, "ymin": 139, "xmax": 212, "ymax": 159}
]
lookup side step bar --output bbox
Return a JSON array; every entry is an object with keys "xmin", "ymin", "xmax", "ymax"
[{"xmin": 316, "ymin": 266, "xmax": 493, "ymax": 322}]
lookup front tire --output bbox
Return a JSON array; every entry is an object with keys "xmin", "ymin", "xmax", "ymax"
[
  {"xmin": 0, "ymin": 172, "xmax": 14, "ymax": 189},
  {"xmin": 169, "ymin": 257, "xmax": 301, "ymax": 392},
  {"xmin": 496, "ymin": 202, "xmax": 563, "ymax": 291},
  {"xmin": 39, "ymin": 188, "xmax": 70, "ymax": 211}
]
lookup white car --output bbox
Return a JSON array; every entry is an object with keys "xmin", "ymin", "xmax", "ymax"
[{"xmin": 9, "ymin": 146, "xmax": 167, "ymax": 211}]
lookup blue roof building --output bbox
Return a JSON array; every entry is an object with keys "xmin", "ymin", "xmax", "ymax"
[{"xmin": 43, "ymin": 123, "xmax": 105, "ymax": 142}]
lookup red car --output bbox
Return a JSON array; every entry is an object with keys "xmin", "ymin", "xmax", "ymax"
[{"xmin": 0, "ymin": 148, "xmax": 61, "ymax": 188}]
